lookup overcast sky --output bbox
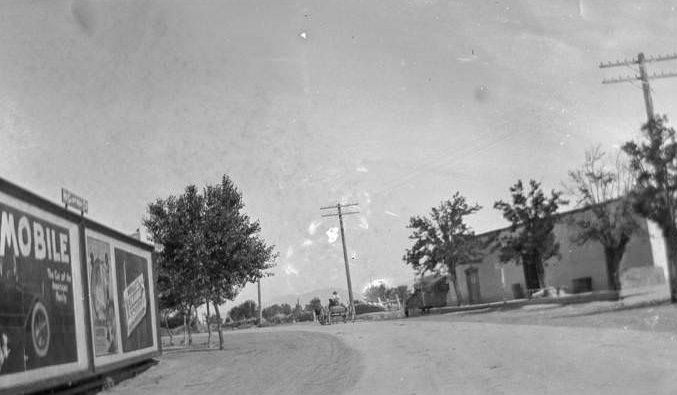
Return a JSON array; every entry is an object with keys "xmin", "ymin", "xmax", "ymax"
[{"xmin": 2, "ymin": 0, "xmax": 677, "ymax": 305}]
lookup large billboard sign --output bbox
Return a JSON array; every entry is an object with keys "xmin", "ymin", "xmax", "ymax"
[
  {"xmin": 0, "ymin": 191, "xmax": 88, "ymax": 390},
  {"xmin": 116, "ymin": 248, "xmax": 154, "ymax": 352},
  {"xmin": 85, "ymin": 231, "xmax": 158, "ymax": 368},
  {"xmin": 0, "ymin": 179, "xmax": 159, "ymax": 394},
  {"xmin": 87, "ymin": 237, "xmax": 118, "ymax": 357}
]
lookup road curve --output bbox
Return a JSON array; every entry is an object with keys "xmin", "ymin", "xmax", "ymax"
[
  {"xmin": 109, "ymin": 330, "xmax": 362, "ymax": 395},
  {"xmin": 110, "ymin": 316, "xmax": 677, "ymax": 395}
]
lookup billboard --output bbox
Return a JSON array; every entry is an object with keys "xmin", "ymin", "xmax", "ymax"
[
  {"xmin": 87, "ymin": 237, "xmax": 118, "ymax": 356},
  {"xmin": 115, "ymin": 248, "xmax": 154, "ymax": 352},
  {"xmin": 0, "ymin": 179, "xmax": 159, "ymax": 394},
  {"xmin": 0, "ymin": 191, "xmax": 88, "ymax": 390},
  {"xmin": 85, "ymin": 231, "xmax": 158, "ymax": 369}
]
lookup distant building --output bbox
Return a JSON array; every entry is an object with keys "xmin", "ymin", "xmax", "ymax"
[{"xmin": 440, "ymin": 203, "xmax": 668, "ymax": 306}]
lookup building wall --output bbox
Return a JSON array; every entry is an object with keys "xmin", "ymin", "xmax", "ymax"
[
  {"xmin": 446, "ymin": 204, "xmax": 659, "ymax": 305},
  {"xmin": 545, "ymin": 212, "xmax": 653, "ymax": 292},
  {"xmin": 448, "ymin": 230, "xmax": 525, "ymax": 305},
  {"xmin": 648, "ymin": 220, "xmax": 669, "ymax": 281}
]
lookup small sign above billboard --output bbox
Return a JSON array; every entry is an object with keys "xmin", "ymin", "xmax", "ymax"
[{"xmin": 61, "ymin": 188, "xmax": 88, "ymax": 214}]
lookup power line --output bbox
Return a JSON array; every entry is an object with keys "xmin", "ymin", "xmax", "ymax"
[{"xmin": 370, "ymin": 128, "xmax": 529, "ymax": 199}]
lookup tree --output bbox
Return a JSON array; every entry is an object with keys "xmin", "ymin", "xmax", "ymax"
[
  {"xmin": 622, "ymin": 115, "xmax": 677, "ymax": 302},
  {"xmin": 386, "ymin": 285, "xmax": 411, "ymax": 305},
  {"xmin": 291, "ymin": 300, "xmax": 303, "ymax": 320},
  {"xmin": 404, "ymin": 192, "xmax": 482, "ymax": 305},
  {"xmin": 145, "ymin": 175, "xmax": 276, "ymax": 350},
  {"xmin": 154, "ymin": 251, "xmax": 181, "ymax": 345},
  {"xmin": 566, "ymin": 146, "xmax": 639, "ymax": 291},
  {"xmin": 229, "ymin": 300, "xmax": 258, "ymax": 322},
  {"xmin": 262, "ymin": 303, "xmax": 293, "ymax": 322},
  {"xmin": 304, "ymin": 297, "xmax": 322, "ymax": 313},
  {"xmin": 146, "ymin": 186, "xmax": 206, "ymax": 345},
  {"xmin": 363, "ymin": 284, "xmax": 387, "ymax": 303},
  {"xmin": 363, "ymin": 284, "xmax": 410, "ymax": 305},
  {"xmin": 201, "ymin": 176, "xmax": 276, "ymax": 347},
  {"xmin": 494, "ymin": 180, "xmax": 567, "ymax": 290}
]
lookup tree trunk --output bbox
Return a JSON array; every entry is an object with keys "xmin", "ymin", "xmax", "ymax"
[
  {"xmin": 603, "ymin": 247, "xmax": 622, "ymax": 291},
  {"xmin": 534, "ymin": 252, "xmax": 546, "ymax": 289},
  {"xmin": 205, "ymin": 297, "xmax": 212, "ymax": 347},
  {"xmin": 603, "ymin": 237, "xmax": 629, "ymax": 292},
  {"xmin": 164, "ymin": 312, "xmax": 173, "ymax": 346},
  {"xmin": 448, "ymin": 267, "xmax": 463, "ymax": 306},
  {"xmin": 212, "ymin": 301, "xmax": 224, "ymax": 350},
  {"xmin": 187, "ymin": 305, "xmax": 193, "ymax": 346},
  {"xmin": 182, "ymin": 311, "xmax": 187, "ymax": 345},
  {"xmin": 536, "ymin": 265, "xmax": 545, "ymax": 289},
  {"xmin": 663, "ymin": 226, "xmax": 677, "ymax": 303}
]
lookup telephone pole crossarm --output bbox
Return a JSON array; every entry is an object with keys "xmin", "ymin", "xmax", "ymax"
[
  {"xmin": 320, "ymin": 202, "xmax": 359, "ymax": 210},
  {"xmin": 599, "ymin": 57, "xmax": 638, "ymax": 68},
  {"xmin": 602, "ymin": 75, "xmax": 640, "ymax": 84},
  {"xmin": 600, "ymin": 51, "xmax": 677, "ymax": 122},
  {"xmin": 321, "ymin": 211, "xmax": 360, "ymax": 218},
  {"xmin": 599, "ymin": 53, "xmax": 677, "ymax": 69},
  {"xmin": 649, "ymin": 71, "xmax": 677, "ymax": 81}
]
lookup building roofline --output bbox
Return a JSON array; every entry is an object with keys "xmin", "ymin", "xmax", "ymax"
[{"xmin": 473, "ymin": 196, "xmax": 625, "ymax": 238}]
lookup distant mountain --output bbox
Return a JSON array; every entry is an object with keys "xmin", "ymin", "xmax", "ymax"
[{"xmin": 264, "ymin": 287, "xmax": 351, "ymax": 307}]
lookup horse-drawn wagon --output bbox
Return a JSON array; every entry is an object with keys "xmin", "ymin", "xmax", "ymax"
[{"xmin": 316, "ymin": 300, "xmax": 355, "ymax": 325}]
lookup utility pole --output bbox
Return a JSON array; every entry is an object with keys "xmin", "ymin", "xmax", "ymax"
[
  {"xmin": 601, "ymin": 52, "xmax": 677, "ymax": 302},
  {"xmin": 600, "ymin": 51, "xmax": 677, "ymax": 123},
  {"xmin": 321, "ymin": 202, "xmax": 359, "ymax": 321}
]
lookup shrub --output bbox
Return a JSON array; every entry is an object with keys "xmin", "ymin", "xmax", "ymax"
[
  {"xmin": 354, "ymin": 303, "xmax": 385, "ymax": 315},
  {"xmin": 295, "ymin": 311, "xmax": 314, "ymax": 322}
]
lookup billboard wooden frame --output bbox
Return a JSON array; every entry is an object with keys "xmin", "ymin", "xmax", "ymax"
[{"xmin": 0, "ymin": 178, "xmax": 160, "ymax": 395}]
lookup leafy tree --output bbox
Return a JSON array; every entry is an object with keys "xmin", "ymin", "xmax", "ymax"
[
  {"xmin": 566, "ymin": 146, "xmax": 639, "ymax": 291},
  {"xmin": 304, "ymin": 297, "xmax": 322, "ymax": 313},
  {"xmin": 280, "ymin": 303, "xmax": 292, "ymax": 315},
  {"xmin": 362, "ymin": 284, "xmax": 410, "ymax": 305},
  {"xmin": 262, "ymin": 303, "xmax": 293, "ymax": 322},
  {"xmin": 146, "ymin": 187, "xmax": 205, "ymax": 345},
  {"xmin": 154, "ymin": 251, "xmax": 181, "ymax": 345},
  {"xmin": 291, "ymin": 300, "xmax": 303, "ymax": 320},
  {"xmin": 229, "ymin": 300, "xmax": 258, "ymax": 322},
  {"xmin": 622, "ymin": 115, "xmax": 677, "ymax": 302},
  {"xmin": 145, "ymin": 175, "xmax": 276, "ymax": 349},
  {"xmin": 363, "ymin": 284, "xmax": 388, "ymax": 303},
  {"xmin": 201, "ymin": 176, "xmax": 275, "ymax": 345},
  {"xmin": 494, "ymin": 180, "xmax": 567, "ymax": 290},
  {"xmin": 404, "ymin": 192, "xmax": 482, "ymax": 305},
  {"xmin": 387, "ymin": 285, "xmax": 411, "ymax": 305}
]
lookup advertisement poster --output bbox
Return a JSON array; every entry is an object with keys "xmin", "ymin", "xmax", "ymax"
[
  {"xmin": 86, "ymin": 237, "xmax": 118, "ymax": 356},
  {"xmin": 0, "ymin": 203, "xmax": 77, "ymax": 375},
  {"xmin": 115, "ymin": 248, "xmax": 153, "ymax": 352},
  {"xmin": 123, "ymin": 274, "xmax": 147, "ymax": 336}
]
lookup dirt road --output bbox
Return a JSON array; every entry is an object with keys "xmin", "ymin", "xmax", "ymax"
[
  {"xmin": 110, "ymin": 313, "xmax": 677, "ymax": 394},
  {"xmin": 108, "ymin": 330, "xmax": 360, "ymax": 395}
]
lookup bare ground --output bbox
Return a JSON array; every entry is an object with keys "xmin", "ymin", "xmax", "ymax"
[
  {"xmin": 107, "ymin": 330, "xmax": 361, "ymax": 395},
  {"xmin": 108, "ymin": 300, "xmax": 677, "ymax": 394}
]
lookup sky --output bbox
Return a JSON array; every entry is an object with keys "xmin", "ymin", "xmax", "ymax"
[{"xmin": 2, "ymin": 0, "xmax": 677, "ymax": 305}]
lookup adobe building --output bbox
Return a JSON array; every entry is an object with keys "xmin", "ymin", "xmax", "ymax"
[{"xmin": 445, "ymin": 204, "xmax": 669, "ymax": 306}]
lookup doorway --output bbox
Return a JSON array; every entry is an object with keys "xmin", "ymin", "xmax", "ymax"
[{"xmin": 465, "ymin": 267, "xmax": 481, "ymax": 304}]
